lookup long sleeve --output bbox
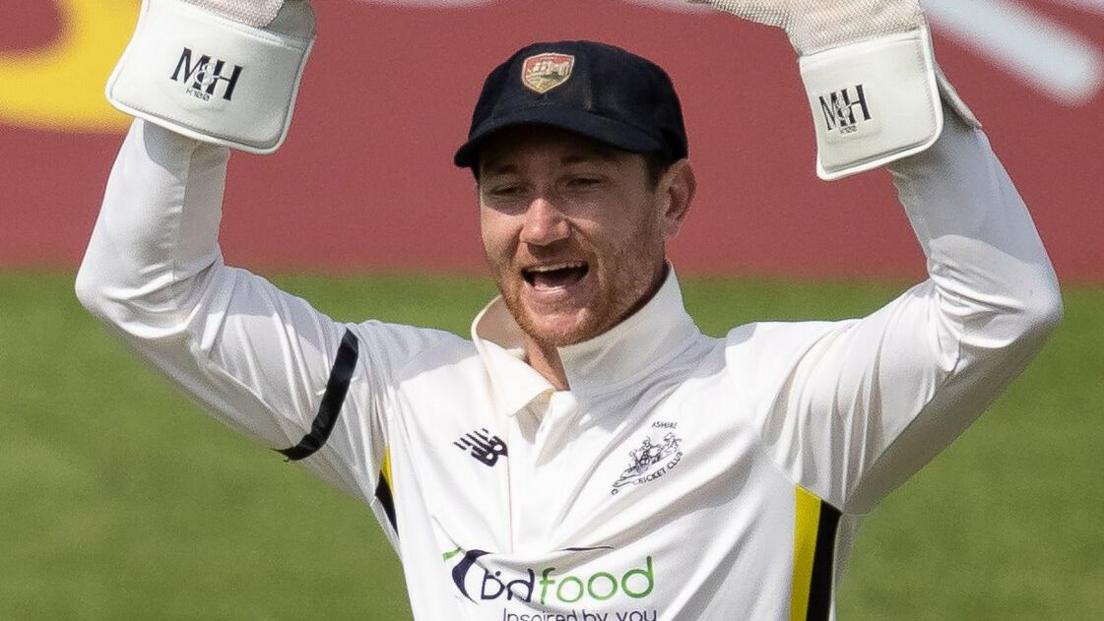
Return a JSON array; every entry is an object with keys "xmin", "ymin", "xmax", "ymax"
[
  {"xmin": 848, "ymin": 108, "xmax": 1064, "ymax": 510},
  {"xmin": 739, "ymin": 108, "xmax": 1063, "ymax": 514},
  {"xmin": 75, "ymin": 120, "xmax": 410, "ymax": 502}
]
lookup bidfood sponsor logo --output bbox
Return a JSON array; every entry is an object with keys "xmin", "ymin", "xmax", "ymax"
[
  {"xmin": 444, "ymin": 548, "xmax": 655, "ymax": 607},
  {"xmin": 502, "ymin": 609, "xmax": 658, "ymax": 621}
]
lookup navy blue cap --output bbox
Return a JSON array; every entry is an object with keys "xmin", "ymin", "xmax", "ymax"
[{"xmin": 454, "ymin": 40, "xmax": 688, "ymax": 169}]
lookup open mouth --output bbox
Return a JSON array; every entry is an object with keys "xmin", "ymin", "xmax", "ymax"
[{"xmin": 522, "ymin": 261, "xmax": 590, "ymax": 290}]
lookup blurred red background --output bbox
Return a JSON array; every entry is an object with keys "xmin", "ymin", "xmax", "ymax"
[{"xmin": 2, "ymin": 0, "xmax": 1101, "ymax": 280}]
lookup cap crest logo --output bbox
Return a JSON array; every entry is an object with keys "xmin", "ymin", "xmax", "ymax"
[{"xmin": 521, "ymin": 53, "xmax": 575, "ymax": 94}]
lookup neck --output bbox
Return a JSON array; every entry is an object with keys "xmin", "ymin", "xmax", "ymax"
[
  {"xmin": 525, "ymin": 335, "xmax": 569, "ymax": 390},
  {"xmin": 522, "ymin": 262, "xmax": 671, "ymax": 391}
]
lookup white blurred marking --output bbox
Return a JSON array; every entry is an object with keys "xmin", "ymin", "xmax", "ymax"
[
  {"xmin": 349, "ymin": 0, "xmax": 1104, "ymax": 105},
  {"xmin": 925, "ymin": 0, "xmax": 1103, "ymax": 105}
]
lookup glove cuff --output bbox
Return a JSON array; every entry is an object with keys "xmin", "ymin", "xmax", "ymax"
[
  {"xmin": 106, "ymin": 0, "xmax": 316, "ymax": 155},
  {"xmin": 798, "ymin": 26, "xmax": 976, "ymax": 180}
]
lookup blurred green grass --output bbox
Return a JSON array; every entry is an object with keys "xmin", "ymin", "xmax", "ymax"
[{"xmin": 1, "ymin": 271, "xmax": 1100, "ymax": 620}]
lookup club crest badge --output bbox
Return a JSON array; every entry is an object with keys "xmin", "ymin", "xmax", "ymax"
[
  {"xmin": 611, "ymin": 428, "xmax": 684, "ymax": 495},
  {"xmin": 521, "ymin": 53, "xmax": 575, "ymax": 94}
]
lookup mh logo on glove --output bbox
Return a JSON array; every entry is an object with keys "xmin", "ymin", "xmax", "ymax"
[
  {"xmin": 170, "ymin": 48, "xmax": 244, "ymax": 103},
  {"xmin": 818, "ymin": 84, "xmax": 872, "ymax": 136}
]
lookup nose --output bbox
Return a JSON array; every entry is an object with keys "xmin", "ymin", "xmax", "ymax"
[{"xmin": 519, "ymin": 195, "xmax": 570, "ymax": 247}]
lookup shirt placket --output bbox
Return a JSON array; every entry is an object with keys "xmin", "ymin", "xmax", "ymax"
[{"xmin": 510, "ymin": 390, "xmax": 581, "ymax": 552}]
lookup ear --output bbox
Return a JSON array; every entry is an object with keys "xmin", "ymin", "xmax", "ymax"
[{"xmin": 656, "ymin": 158, "xmax": 696, "ymax": 240}]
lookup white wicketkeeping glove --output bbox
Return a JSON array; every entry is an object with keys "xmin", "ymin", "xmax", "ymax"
[
  {"xmin": 692, "ymin": 0, "xmax": 979, "ymax": 179},
  {"xmin": 107, "ymin": 0, "xmax": 316, "ymax": 154}
]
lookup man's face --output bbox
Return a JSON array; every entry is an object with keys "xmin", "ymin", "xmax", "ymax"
[{"xmin": 478, "ymin": 126, "xmax": 691, "ymax": 347}]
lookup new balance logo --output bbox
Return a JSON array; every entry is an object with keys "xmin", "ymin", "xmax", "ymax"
[
  {"xmin": 454, "ymin": 428, "xmax": 508, "ymax": 468},
  {"xmin": 818, "ymin": 84, "xmax": 872, "ymax": 135},
  {"xmin": 171, "ymin": 47, "xmax": 243, "ymax": 102}
]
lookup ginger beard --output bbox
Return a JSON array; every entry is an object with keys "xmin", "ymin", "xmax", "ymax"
[
  {"xmin": 481, "ymin": 182, "xmax": 668, "ymax": 349},
  {"xmin": 476, "ymin": 126, "xmax": 684, "ymax": 350}
]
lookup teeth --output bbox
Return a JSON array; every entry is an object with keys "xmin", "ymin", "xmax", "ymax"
[{"xmin": 527, "ymin": 262, "xmax": 585, "ymax": 273}]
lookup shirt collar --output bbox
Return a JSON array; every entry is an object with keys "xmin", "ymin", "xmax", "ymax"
[
  {"xmin": 471, "ymin": 267, "xmax": 700, "ymax": 417},
  {"xmin": 471, "ymin": 294, "xmax": 556, "ymax": 418}
]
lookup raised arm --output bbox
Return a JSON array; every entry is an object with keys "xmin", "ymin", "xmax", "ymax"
[
  {"xmin": 700, "ymin": 0, "xmax": 1061, "ymax": 512},
  {"xmin": 743, "ymin": 108, "xmax": 1062, "ymax": 514},
  {"xmin": 79, "ymin": 115, "xmax": 388, "ymax": 496},
  {"xmin": 874, "ymin": 105, "xmax": 1064, "ymax": 509},
  {"xmin": 75, "ymin": 1, "xmax": 433, "ymax": 504}
]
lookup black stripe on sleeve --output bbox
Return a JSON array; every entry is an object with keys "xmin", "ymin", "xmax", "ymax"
[
  {"xmin": 806, "ymin": 500, "xmax": 843, "ymax": 621},
  {"xmin": 374, "ymin": 472, "xmax": 398, "ymax": 535},
  {"xmin": 277, "ymin": 329, "xmax": 359, "ymax": 462}
]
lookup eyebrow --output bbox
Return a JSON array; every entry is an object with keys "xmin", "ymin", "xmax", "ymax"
[
  {"xmin": 482, "ymin": 149, "xmax": 620, "ymax": 176},
  {"xmin": 563, "ymin": 149, "xmax": 619, "ymax": 164}
]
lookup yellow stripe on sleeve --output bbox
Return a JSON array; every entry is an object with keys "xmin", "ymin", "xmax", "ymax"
[
  {"xmin": 380, "ymin": 448, "xmax": 393, "ymax": 489},
  {"xmin": 790, "ymin": 485, "xmax": 822, "ymax": 621},
  {"xmin": 374, "ymin": 447, "xmax": 399, "ymax": 537}
]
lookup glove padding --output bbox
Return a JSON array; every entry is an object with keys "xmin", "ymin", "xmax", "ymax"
[
  {"xmin": 692, "ymin": 0, "xmax": 979, "ymax": 180},
  {"xmin": 107, "ymin": 0, "xmax": 316, "ymax": 155}
]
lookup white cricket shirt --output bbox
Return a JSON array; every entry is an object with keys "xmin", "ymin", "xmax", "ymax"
[{"xmin": 77, "ymin": 111, "xmax": 1060, "ymax": 620}]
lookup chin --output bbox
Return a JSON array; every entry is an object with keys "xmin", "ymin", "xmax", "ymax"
[{"xmin": 518, "ymin": 304, "xmax": 600, "ymax": 347}]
